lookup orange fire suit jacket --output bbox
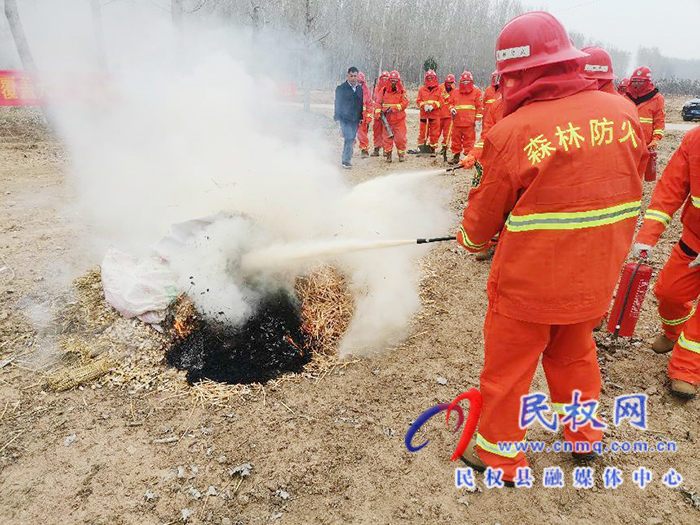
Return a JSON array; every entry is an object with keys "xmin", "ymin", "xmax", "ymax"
[
  {"xmin": 458, "ymin": 89, "xmax": 647, "ymax": 324},
  {"xmin": 375, "ymin": 88, "xmax": 409, "ymax": 122},
  {"xmin": 470, "ymin": 94, "xmax": 504, "ymax": 161},
  {"xmin": 448, "ymin": 88, "xmax": 483, "ymax": 127},
  {"xmin": 637, "ymin": 127, "xmax": 700, "ymax": 252},
  {"xmin": 481, "ymin": 85, "xmax": 498, "ymax": 120},
  {"xmin": 360, "ymin": 83, "xmax": 373, "ymax": 123},
  {"xmin": 417, "ymin": 85, "xmax": 448, "ymax": 120},
  {"xmin": 629, "ymin": 91, "xmax": 665, "ymax": 146}
]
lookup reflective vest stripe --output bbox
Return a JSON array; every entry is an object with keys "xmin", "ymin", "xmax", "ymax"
[
  {"xmin": 506, "ymin": 201, "xmax": 641, "ymax": 232},
  {"xmin": 485, "ymin": 99, "xmax": 495, "ymax": 104},
  {"xmin": 454, "ymin": 105, "xmax": 476, "ymax": 110},
  {"xmin": 644, "ymin": 208, "xmax": 671, "ymax": 226},
  {"xmin": 459, "ymin": 225, "xmax": 487, "ymax": 250},
  {"xmin": 678, "ymin": 332, "xmax": 700, "ymax": 354},
  {"xmin": 639, "ymin": 117, "xmax": 654, "ymax": 123},
  {"xmin": 476, "ymin": 433, "xmax": 522, "ymax": 459},
  {"xmin": 661, "ymin": 308, "xmax": 695, "ymax": 327},
  {"xmin": 382, "ymin": 103, "xmax": 403, "ymax": 109},
  {"xmin": 419, "ymin": 100, "xmax": 441, "ymax": 107},
  {"xmin": 691, "ymin": 196, "xmax": 700, "ymax": 209}
]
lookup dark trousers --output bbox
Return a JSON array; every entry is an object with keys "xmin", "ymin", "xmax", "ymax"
[{"xmin": 339, "ymin": 119, "xmax": 359, "ymax": 165}]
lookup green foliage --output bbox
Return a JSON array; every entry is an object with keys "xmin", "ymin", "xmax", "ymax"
[{"xmin": 423, "ymin": 56, "xmax": 438, "ymax": 73}]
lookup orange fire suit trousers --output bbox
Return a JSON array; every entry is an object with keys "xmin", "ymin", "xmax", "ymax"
[
  {"xmin": 451, "ymin": 125, "xmax": 476, "ymax": 156},
  {"xmin": 383, "ymin": 117, "xmax": 407, "ymax": 155},
  {"xmin": 653, "ymin": 242, "xmax": 700, "ymax": 385},
  {"xmin": 373, "ymin": 117, "xmax": 385, "ymax": 150},
  {"xmin": 357, "ymin": 120, "xmax": 370, "ymax": 151},
  {"xmin": 439, "ymin": 117, "xmax": 452, "ymax": 149},
  {"xmin": 476, "ymin": 308, "xmax": 603, "ymax": 481},
  {"xmin": 418, "ymin": 118, "xmax": 441, "ymax": 149}
]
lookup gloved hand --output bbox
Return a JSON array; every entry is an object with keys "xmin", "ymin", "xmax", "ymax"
[
  {"xmin": 460, "ymin": 155, "xmax": 477, "ymax": 169},
  {"xmin": 450, "ymin": 108, "xmax": 457, "ymax": 117},
  {"xmin": 690, "ymin": 254, "xmax": 700, "ymax": 269},
  {"xmin": 632, "ymin": 243, "xmax": 653, "ymax": 259},
  {"xmin": 649, "ymin": 139, "xmax": 659, "ymax": 150},
  {"xmin": 424, "ymin": 104, "xmax": 434, "ymax": 112}
]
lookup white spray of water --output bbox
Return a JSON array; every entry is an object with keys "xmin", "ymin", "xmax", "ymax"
[{"xmin": 17, "ymin": 1, "xmax": 453, "ymax": 356}]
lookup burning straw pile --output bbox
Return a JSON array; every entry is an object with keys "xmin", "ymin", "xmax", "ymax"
[{"xmin": 44, "ymin": 263, "xmax": 354, "ymax": 402}]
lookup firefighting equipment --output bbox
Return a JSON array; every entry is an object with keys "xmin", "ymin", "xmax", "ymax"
[
  {"xmin": 633, "ymin": 243, "xmax": 654, "ymax": 259},
  {"xmin": 670, "ymin": 379, "xmax": 696, "ymax": 399},
  {"xmin": 475, "ymin": 308, "xmax": 604, "ymax": 481},
  {"xmin": 606, "ymin": 259, "xmax": 653, "ymax": 337},
  {"xmin": 652, "ymin": 334, "xmax": 675, "ymax": 354},
  {"xmin": 380, "ymin": 111, "xmax": 394, "ymax": 138},
  {"xmin": 495, "ymin": 11, "xmax": 587, "ymax": 75},
  {"xmin": 460, "ymin": 154, "xmax": 477, "ymax": 169},
  {"xmin": 458, "ymin": 87, "xmax": 645, "ymax": 324},
  {"xmin": 645, "ymin": 150, "xmax": 658, "ymax": 182}
]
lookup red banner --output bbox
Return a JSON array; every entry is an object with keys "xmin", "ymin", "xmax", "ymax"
[{"xmin": 0, "ymin": 70, "xmax": 41, "ymax": 106}]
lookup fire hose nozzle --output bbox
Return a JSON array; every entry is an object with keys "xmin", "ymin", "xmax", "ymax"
[{"xmin": 416, "ymin": 236, "xmax": 457, "ymax": 244}]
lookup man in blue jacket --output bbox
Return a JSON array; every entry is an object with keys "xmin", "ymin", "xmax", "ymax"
[{"xmin": 334, "ymin": 67, "xmax": 364, "ymax": 169}]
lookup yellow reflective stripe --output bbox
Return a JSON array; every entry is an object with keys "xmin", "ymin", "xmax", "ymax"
[
  {"xmin": 485, "ymin": 99, "xmax": 495, "ymax": 104},
  {"xmin": 692, "ymin": 196, "xmax": 700, "ymax": 209},
  {"xmin": 506, "ymin": 201, "xmax": 641, "ymax": 233},
  {"xmin": 419, "ymin": 100, "xmax": 441, "ymax": 106},
  {"xmin": 678, "ymin": 332, "xmax": 700, "ymax": 354},
  {"xmin": 474, "ymin": 142, "xmax": 484, "ymax": 149},
  {"xmin": 639, "ymin": 117, "xmax": 654, "ymax": 123},
  {"xmin": 382, "ymin": 103, "xmax": 402, "ymax": 108},
  {"xmin": 476, "ymin": 113, "xmax": 483, "ymax": 119},
  {"xmin": 476, "ymin": 433, "xmax": 522, "ymax": 459},
  {"xmin": 661, "ymin": 308, "xmax": 695, "ymax": 327},
  {"xmin": 644, "ymin": 208, "xmax": 671, "ymax": 226},
  {"xmin": 653, "ymin": 129, "xmax": 664, "ymax": 136},
  {"xmin": 454, "ymin": 105, "xmax": 476, "ymax": 110},
  {"xmin": 459, "ymin": 225, "xmax": 488, "ymax": 250}
]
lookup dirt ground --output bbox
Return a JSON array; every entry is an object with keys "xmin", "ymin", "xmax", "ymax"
[{"xmin": 1, "ymin": 100, "xmax": 700, "ymax": 525}]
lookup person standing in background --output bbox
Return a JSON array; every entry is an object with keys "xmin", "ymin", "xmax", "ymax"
[
  {"xmin": 356, "ymin": 72, "xmax": 373, "ymax": 157},
  {"xmin": 334, "ymin": 67, "xmax": 364, "ymax": 169}
]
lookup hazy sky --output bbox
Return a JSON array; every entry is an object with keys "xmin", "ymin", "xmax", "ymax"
[{"xmin": 528, "ymin": 0, "xmax": 700, "ymax": 60}]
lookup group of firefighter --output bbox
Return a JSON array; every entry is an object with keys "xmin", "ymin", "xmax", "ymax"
[{"xmin": 365, "ymin": 11, "xmax": 699, "ymax": 486}]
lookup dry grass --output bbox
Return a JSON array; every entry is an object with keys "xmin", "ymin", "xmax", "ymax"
[{"xmin": 44, "ymin": 263, "xmax": 356, "ymax": 404}]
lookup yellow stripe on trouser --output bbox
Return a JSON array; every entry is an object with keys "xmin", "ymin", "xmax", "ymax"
[
  {"xmin": 653, "ymin": 129, "xmax": 664, "ymax": 136},
  {"xmin": 476, "ymin": 433, "xmax": 522, "ymax": 458},
  {"xmin": 506, "ymin": 201, "xmax": 641, "ymax": 232},
  {"xmin": 678, "ymin": 332, "xmax": 700, "ymax": 354},
  {"xmin": 661, "ymin": 308, "xmax": 696, "ymax": 327},
  {"xmin": 459, "ymin": 225, "xmax": 487, "ymax": 250},
  {"xmin": 644, "ymin": 208, "xmax": 671, "ymax": 226}
]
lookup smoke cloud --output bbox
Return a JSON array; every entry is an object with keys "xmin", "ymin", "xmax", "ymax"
[{"xmin": 16, "ymin": 1, "xmax": 452, "ymax": 356}]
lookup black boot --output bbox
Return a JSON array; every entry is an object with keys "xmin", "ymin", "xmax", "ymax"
[
  {"xmin": 385, "ymin": 152, "xmax": 392, "ymax": 163},
  {"xmin": 371, "ymin": 147, "xmax": 380, "ymax": 157}
]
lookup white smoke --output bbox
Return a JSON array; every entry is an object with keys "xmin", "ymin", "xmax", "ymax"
[{"xmin": 18, "ymin": 1, "xmax": 452, "ymax": 356}]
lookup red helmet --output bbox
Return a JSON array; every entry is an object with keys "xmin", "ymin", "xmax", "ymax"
[
  {"xmin": 445, "ymin": 74, "xmax": 456, "ymax": 84},
  {"xmin": 459, "ymin": 71, "xmax": 473, "ymax": 84},
  {"xmin": 380, "ymin": 70, "xmax": 389, "ymax": 80},
  {"xmin": 619, "ymin": 77, "xmax": 631, "ymax": 88},
  {"xmin": 357, "ymin": 71, "xmax": 366, "ymax": 83},
  {"xmin": 425, "ymin": 69, "xmax": 437, "ymax": 81},
  {"xmin": 389, "ymin": 70, "xmax": 401, "ymax": 81},
  {"xmin": 631, "ymin": 66, "xmax": 652, "ymax": 82},
  {"xmin": 495, "ymin": 11, "xmax": 587, "ymax": 74},
  {"xmin": 579, "ymin": 46, "xmax": 614, "ymax": 80}
]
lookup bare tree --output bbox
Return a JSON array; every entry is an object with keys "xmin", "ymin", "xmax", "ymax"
[{"xmin": 4, "ymin": 0, "xmax": 36, "ymax": 73}]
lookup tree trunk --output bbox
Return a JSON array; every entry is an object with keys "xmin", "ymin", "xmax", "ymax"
[
  {"xmin": 90, "ymin": 0, "xmax": 108, "ymax": 74},
  {"xmin": 4, "ymin": 0, "xmax": 37, "ymax": 73},
  {"xmin": 172, "ymin": 0, "xmax": 184, "ymax": 33}
]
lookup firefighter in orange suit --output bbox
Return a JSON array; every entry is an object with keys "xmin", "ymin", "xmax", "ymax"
[
  {"xmin": 371, "ymin": 71, "xmax": 389, "ymax": 156},
  {"xmin": 579, "ymin": 46, "xmax": 617, "ymax": 94},
  {"xmin": 481, "ymin": 71, "xmax": 499, "ymax": 121},
  {"xmin": 416, "ymin": 69, "xmax": 448, "ymax": 154},
  {"xmin": 375, "ymin": 70, "xmax": 408, "ymax": 162},
  {"xmin": 462, "ymin": 76, "xmax": 502, "ymax": 170},
  {"xmin": 438, "ymin": 74, "xmax": 456, "ymax": 155},
  {"xmin": 626, "ymin": 66, "xmax": 665, "ymax": 150},
  {"xmin": 447, "ymin": 71, "xmax": 482, "ymax": 164},
  {"xmin": 356, "ymin": 72, "xmax": 373, "ymax": 157},
  {"xmin": 456, "ymin": 12, "xmax": 646, "ymax": 483},
  {"xmin": 633, "ymin": 127, "xmax": 700, "ymax": 399}
]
